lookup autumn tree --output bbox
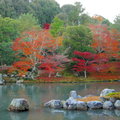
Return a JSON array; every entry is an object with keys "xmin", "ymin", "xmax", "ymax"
[
  {"xmin": 89, "ymin": 24, "xmax": 120, "ymax": 79},
  {"xmin": 92, "ymin": 15, "xmax": 111, "ymax": 26},
  {"xmin": 72, "ymin": 51, "xmax": 95, "ymax": 78},
  {"xmin": 89, "ymin": 24, "xmax": 120, "ymax": 58},
  {"xmin": 11, "ymin": 29, "xmax": 64, "ymax": 79},
  {"xmin": 39, "ymin": 54, "xmax": 69, "ymax": 77}
]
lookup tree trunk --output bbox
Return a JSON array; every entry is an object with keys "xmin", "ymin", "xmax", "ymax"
[
  {"xmin": 84, "ymin": 71, "xmax": 87, "ymax": 78},
  {"xmin": 48, "ymin": 72, "xmax": 52, "ymax": 78}
]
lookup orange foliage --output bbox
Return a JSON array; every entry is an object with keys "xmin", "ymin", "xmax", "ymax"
[
  {"xmin": 90, "ymin": 24, "xmax": 120, "ymax": 58},
  {"xmin": 89, "ymin": 25, "xmax": 120, "ymax": 79},
  {"xmin": 11, "ymin": 29, "xmax": 63, "ymax": 76},
  {"xmin": 92, "ymin": 15, "xmax": 103, "ymax": 22}
]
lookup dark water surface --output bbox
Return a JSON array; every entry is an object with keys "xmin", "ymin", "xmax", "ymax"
[{"xmin": 0, "ymin": 82, "xmax": 120, "ymax": 120}]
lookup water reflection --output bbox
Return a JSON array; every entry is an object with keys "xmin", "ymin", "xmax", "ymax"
[
  {"xmin": 48, "ymin": 109, "xmax": 120, "ymax": 120},
  {"xmin": 9, "ymin": 112, "xmax": 29, "ymax": 120},
  {"xmin": 0, "ymin": 82, "xmax": 119, "ymax": 120}
]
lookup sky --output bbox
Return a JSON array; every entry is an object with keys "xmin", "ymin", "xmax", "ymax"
[{"xmin": 56, "ymin": 0, "xmax": 120, "ymax": 23}]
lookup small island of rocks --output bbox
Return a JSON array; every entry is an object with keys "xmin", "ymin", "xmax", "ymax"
[{"xmin": 44, "ymin": 88, "xmax": 120, "ymax": 110}]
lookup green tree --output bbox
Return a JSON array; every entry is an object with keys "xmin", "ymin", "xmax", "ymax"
[
  {"xmin": 0, "ymin": 0, "xmax": 30, "ymax": 18},
  {"xmin": 91, "ymin": 15, "xmax": 111, "ymax": 26},
  {"xmin": 0, "ymin": 17, "xmax": 19, "ymax": 43},
  {"xmin": 111, "ymin": 14, "xmax": 120, "ymax": 32},
  {"xmin": 0, "ymin": 17, "xmax": 19, "ymax": 65},
  {"xmin": 30, "ymin": 0, "xmax": 60, "ymax": 26},
  {"xmin": 0, "ymin": 42, "xmax": 17, "ymax": 65},
  {"xmin": 63, "ymin": 25, "xmax": 93, "ymax": 57},
  {"xmin": 50, "ymin": 17, "xmax": 64, "ymax": 37},
  {"xmin": 79, "ymin": 13, "xmax": 93, "ymax": 25},
  {"xmin": 17, "ymin": 13, "xmax": 40, "ymax": 32},
  {"xmin": 57, "ymin": 2, "xmax": 85, "ymax": 26}
]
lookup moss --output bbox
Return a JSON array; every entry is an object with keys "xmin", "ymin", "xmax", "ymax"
[
  {"xmin": 105, "ymin": 92, "xmax": 120, "ymax": 99},
  {"xmin": 77, "ymin": 96, "xmax": 100, "ymax": 102}
]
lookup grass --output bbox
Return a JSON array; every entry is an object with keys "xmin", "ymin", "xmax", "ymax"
[
  {"xmin": 3, "ymin": 75, "xmax": 120, "ymax": 83},
  {"xmin": 105, "ymin": 92, "xmax": 120, "ymax": 99},
  {"xmin": 76, "ymin": 96, "xmax": 100, "ymax": 102}
]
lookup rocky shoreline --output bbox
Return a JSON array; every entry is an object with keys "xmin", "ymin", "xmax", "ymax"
[{"xmin": 44, "ymin": 89, "xmax": 120, "ymax": 110}]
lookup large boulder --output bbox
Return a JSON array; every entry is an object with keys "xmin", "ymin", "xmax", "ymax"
[
  {"xmin": 114, "ymin": 100, "xmax": 120, "ymax": 109},
  {"xmin": 109, "ymin": 97, "xmax": 117, "ymax": 103},
  {"xmin": 44, "ymin": 100, "xmax": 63, "ymax": 109},
  {"xmin": 66, "ymin": 97, "xmax": 77, "ymax": 110},
  {"xmin": 103, "ymin": 101, "xmax": 114, "ymax": 110},
  {"xmin": 62, "ymin": 101, "xmax": 68, "ymax": 109},
  {"xmin": 69, "ymin": 90, "xmax": 82, "ymax": 99},
  {"xmin": 100, "ymin": 88, "xmax": 116, "ymax": 97},
  {"xmin": 8, "ymin": 98, "xmax": 29, "ymax": 112},
  {"xmin": 66, "ymin": 97, "xmax": 77, "ymax": 105},
  {"xmin": 87, "ymin": 101, "xmax": 103, "ymax": 109},
  {"xmin": 67, "ymin": 103, "xmax": 77, "ymax": 110},
  {"xmin": 76, "ymin": 101, "xmax": 87, "ymax": 110},
  {"xmin": 70, "ymin": 90, "xmax": 78, "ymax": 99}
]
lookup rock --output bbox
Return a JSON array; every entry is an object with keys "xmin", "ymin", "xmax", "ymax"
[
  {"xmin": 44, "ymin": 100, "xmax": 52, "ymax": 107},
  {"xmin": 70, "ymin": 90, "xmax": 78, "ymax": 99},
  {"xmin": 77, "ymin": 95, "xmax": 82, "ymax": 99},
  {"xmin": 114, "ymin": 100, "xmax": 120, "ymax": 109},
  {"xmin": 103, "ymin": 101, "xmax": 114, "ymax": 110},
  {"xmin": 8, "ymin": 98, "xmax": 29, "ymax": 112},
  {"xmin": 44, "ymin": 100, "xmax": 63, "ymax": 109},
  {"xmin": 0, "ymin": 73, "xmax": 5, "ymax": 85},
  {"xmin": 67, "ymin": 103, "xmax": 77, "ymax": 110},
  {"xmin": 67, "ymin": 102, "xmax": 77, "ymax": 110},
  {"xmin": 62, "ymin": 101, "xmax": 68, "ymax": 109},
  {"xmin": 100, "ymin": 88, "xmax": 116, "ymax": 97},
  {"xmin": 51, "ymin": 100, "xmax": 63, "ymax": 109},
  {"xmin": 99, "ymin": 97, "xmax": 108, "ymax": 103},
  {"xmin": 16, "ymin": 80, "xmax": 24, "ymax": 84},
  {"xmin": 66, "ymin": 97, "xmax": 77, "ymax": 110},
  {"xmin": 110, "ymin": 97, "xmax": 116, "ymax": 103},
  {"xmin": 3, "ymin": 74, "xmax": 8, "ymax": 77},
  {"xmin": 55, "ymin": 72, "xmax": 62, "ymax": 77},
  {"xmin": 66, "ymin": 97, "xmax": 77, "ymax": 105},
  {"xmin": 76, "ymin": 101, "xmax": 87, "ymax": 110},
  {"xmin": 87, "ymin": 101, "xmax": 103, "ymax": 109}
]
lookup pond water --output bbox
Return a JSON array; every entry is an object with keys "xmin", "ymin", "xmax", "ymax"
[{"xmin": 0, "ymin": 82, "xmax": 120, "ymax": 120}]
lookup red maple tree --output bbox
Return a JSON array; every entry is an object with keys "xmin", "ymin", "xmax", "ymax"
[
  {"xmin": 72, "ymin": 51, "xmax": 95, "ymax": 78},
  {"xmin": 39, "ymin": 54, "xmax": 70, "ymax": 77}
]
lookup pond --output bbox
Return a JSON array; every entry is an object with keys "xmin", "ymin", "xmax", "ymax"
[{"xmin": 0, "ymin": 82, "xmax": 120, "ymax": 120}]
